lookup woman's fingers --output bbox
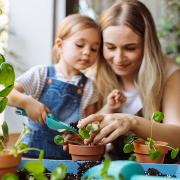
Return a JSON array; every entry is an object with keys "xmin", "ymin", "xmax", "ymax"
[
  {"xmin": 100, "ymin": 129, "xmax": 123, "ymax": 144},
  {"xmin": 77, "ymin": 114, "xmax": 104, "ymax": 128}
]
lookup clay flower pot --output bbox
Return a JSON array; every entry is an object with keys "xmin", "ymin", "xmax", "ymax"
[
  {"xmin": 69, "ymin": 144, "xmax": 105, "ymax": 161},
  {"xmin": 0, "ymin": 151, "xmax": 22, "ymax": 178},
  {"xmin": 133, "ymin": 139, "xmax": 169, "ymax": 163}
]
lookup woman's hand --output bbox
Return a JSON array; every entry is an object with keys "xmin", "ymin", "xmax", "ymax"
[
  {"xmin": 63, "ymin": 132, "xmax": 83, "ymax": 151},
  {"xmin": 78, "ymin": 113, "xmax": 134, "ymax": 145}
]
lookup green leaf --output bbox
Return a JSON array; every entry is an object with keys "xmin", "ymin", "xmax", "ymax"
[
  {"xmin": 0, "ymin": 84, "xmax": 14, "ymax": 97},
  {"xmin": 0, "ymin": 97, "xmax": 8, "ymax": 113},
  {"xmin": 2, "ymin": 173, "xmax": 18, "ymax": 180},
  {"xmin": 10, "ymin": 147, "xmax": 18, "ymax": 156},
  {"xmin": 123, "ymin": 135, "xmax": 136, "ymax": 144},
  {"xmin": 171, "ymin": 148, "xmax": 179, "ymax": 159},
  {"xmin": 129, "ymin": 153, "xmax": 136, "ymax": 161},
  {"xmin": 38, "ymin": 150, "xmax": 44, "ymax": 160},
  {"xmin": 0, "ymin": 62, "xmax": 15, "ymax": 86},
  {"xmin": 54, "ymin": 135, "xmax": 64, "ymax": 145},
  {"xmin": 152, "ymin": 112, "xmax": 164, "ymax": 123},
  {"xmin": 25, "ymin": 161, "xmax": 45, "ymax": 175},
  {"xmin": 78, "ymin": 128, "xmax": 90, "ymax": 139},
  {"xmin": 146, "ymin": 138, "xmax": 154, "ymax": 148},
  {"xmin": 148, "ymin": 148, "xmax": 161, "ymax": 160},
  {"xmin": 51, "ymin": 164, "xmax": 67, "ymax": 180},
  {"xmin": 16, "ymin": 143, "xmax": 29, "ymax": 151},
  {"xmin": 86, "ymin": 123, "xmax": 100, "ymax": 133},
  {"xmin": 123, "ymin": 143, "xmax": 134, "ymax": 153},
  {"xmin": 0, "ymin": 54, "xmax": 5, "ymax": 64},
  {"xmin": 100, "ymin": 157, "xmax": 111, "ymax": 177},
  {"xmin": 1, "ymin": 121, "xmax": 9, "ymax": 138}
]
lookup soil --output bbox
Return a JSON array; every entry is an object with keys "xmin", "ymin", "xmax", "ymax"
[
  {"xmin": 69, "ymin": 121, "xmax": 79, "ymax": 131},
  {"xmin": 145, "ymin": 168, "xmax": 176, "ymax": 178}
]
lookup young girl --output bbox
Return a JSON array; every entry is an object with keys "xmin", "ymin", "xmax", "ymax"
[
  {"xmin": 8, "ymin": 14, "xmax": 101, "ymax": 159},
  {"xmin": 78, "ymin": 0, "xmax": 180, "ymax": 162}
]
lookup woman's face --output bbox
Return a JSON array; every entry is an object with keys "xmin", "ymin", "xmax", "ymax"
[{"xmin": 102, "ymin": 25, "xmax": 144, "ymax": 79}]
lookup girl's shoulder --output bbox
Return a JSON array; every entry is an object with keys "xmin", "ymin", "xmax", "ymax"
[{"xmin": 164, "ymin": 58, "xmax": 180, "ymax": 81}]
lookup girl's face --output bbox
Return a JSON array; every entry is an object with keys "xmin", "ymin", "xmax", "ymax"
[
  {"xmin": 103, "ymin": 25, "xmax": 144, "ymax": 80},
  {"xmin": 59, "ymin": 28, "xmax": 100, "ymax": 74}
]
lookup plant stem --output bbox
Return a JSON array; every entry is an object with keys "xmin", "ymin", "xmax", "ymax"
[{"xmin": 18, "ymin": 147, "xmax": 42, "ymax": 154}]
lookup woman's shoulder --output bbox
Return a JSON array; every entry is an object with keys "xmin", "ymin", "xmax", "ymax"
[{"xmin": 164, "ymin": 57, "xmax": 180, "ymax": 80}]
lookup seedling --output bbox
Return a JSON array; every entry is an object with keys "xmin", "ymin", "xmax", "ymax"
[
  {"xmin": 123, "ymin": 112, "xmax": 179, "ymax": 160},
  {"xmin": 54, "ymin": 122, "xmax": 100, "ymax": 146}
]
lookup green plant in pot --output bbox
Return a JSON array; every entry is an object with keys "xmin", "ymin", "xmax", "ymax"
[
  {"xmin": 123, "ymin": 112, "xmax": 179, "ymax": 163},
  {"xmin": 0, "ymin": 54, "xmax": 44, "ymax": 179},
  {"xmin": 54, "ymin": 122, "xmax": 105, "ymax": 161}
]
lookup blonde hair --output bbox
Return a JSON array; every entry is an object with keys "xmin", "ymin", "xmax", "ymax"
[
  {"xmin": 52, "ymin": 14, "xmax": 100, "ymax": 64},
  {"xmin": 96, "ymin": 0, "xmax": 165, "ymax": 119}
]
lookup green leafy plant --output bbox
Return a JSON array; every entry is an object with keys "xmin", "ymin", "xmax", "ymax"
[
  {"xmin": 100, "ymin": 157, "xmax": 115, "ymax": 180},
  {"xmin": 123, "ymin": 112, "xmax": 179, "ymax": 161},
  {"xmin": 54, "ymin": 122, "xmax": 100, "ymax": 146},
  {"xmin": 0, "ymin": 54, "xmax": 45, "ymax": 179}
]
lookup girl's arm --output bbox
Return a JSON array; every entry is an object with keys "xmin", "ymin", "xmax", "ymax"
[{"xmin": 8, "ymin": 82, "xmax": 49, "ymax": 123}]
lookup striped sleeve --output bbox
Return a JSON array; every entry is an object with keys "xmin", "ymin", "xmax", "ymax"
[
  {"xmin": 16, "ymin": 65, "xmax": 47, "ymax": 99},
  {"xmin": 80, "ymin": 78, "xmax": 99, "ymax": 117}
]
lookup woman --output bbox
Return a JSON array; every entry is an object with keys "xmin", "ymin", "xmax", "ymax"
[{"xmin": 77, "ymin": 0, "xmax": 180, "ymax": 161}]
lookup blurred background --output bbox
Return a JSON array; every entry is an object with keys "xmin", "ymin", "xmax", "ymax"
[{"xmin": 0, "ymin": 0, "xmax": 179, "ymax": 133}]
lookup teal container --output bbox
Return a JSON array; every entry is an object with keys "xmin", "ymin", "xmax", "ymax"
[{"xmin": 82, "ymin": 160, "xmax": 144, "ymax": 180}]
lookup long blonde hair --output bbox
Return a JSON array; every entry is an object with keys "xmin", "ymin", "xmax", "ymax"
[
  {"xmin": 96, "ymin": 0, "xmax": 165, "ymax": 119},
  {"xmin": 52, "ymin": 14, "xmax": 100, "ymax": 64}
]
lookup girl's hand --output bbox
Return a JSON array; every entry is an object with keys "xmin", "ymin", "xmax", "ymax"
[
  {"xmin": 78, "ymin": 113, "xmax": 134, "ymax": 145},
  {"xmin": 106, "ymin": 89, "xmax": 126, "ymax": 112},
  {"xmin": 23, "ymin": 96, "xmax": 49, "ymax": 123}
]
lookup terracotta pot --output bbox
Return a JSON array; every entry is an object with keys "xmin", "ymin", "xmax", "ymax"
[
  {"xmin": 133, "ymin": 139, "xmax": 169, "ymax": 163},
  {"xmin": 0, "ymin": 151, "xmax": 22, "ymax": 178},
  {"xmin": 69, "ymin": 144, "xmax": 105, "ymax": 161}
]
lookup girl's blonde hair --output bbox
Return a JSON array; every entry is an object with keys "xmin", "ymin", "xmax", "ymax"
[
  {"xmin": 52, "ymin": 14, "xmax": 100, "ymax": 64},
  {"xmin": 96, "ymin": 0, "xmax": 165, "ymax": 119}
]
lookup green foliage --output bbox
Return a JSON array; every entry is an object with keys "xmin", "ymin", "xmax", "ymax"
[
  {"xmin": 100, "ymin": 157, "xmax": 115, "ymax": 179},
  {"xmin": 123, "ymin": 112, "xmax": 179, "ymax": 161},
  {"xmin": 0, "ymin": 54, "xmax": 15, "ymax": 113},
  {"xmin": 54, "ymin": 135, "xmax": 64, "ymax": 145},
  {"xmin": 158, "ymin": 0, "xmax": 180, "ymax": 63},
  {"xmin": 54, "ymin": 122, "xmax": 100, "ymax": 145},
  {"xmin": 151, "ymin": 112, "xmax": 164, "ymax": 123}
]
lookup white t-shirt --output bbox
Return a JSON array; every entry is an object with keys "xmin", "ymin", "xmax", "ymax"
[
  {"xmin": 120, "ymin": 89, "xmax": 142, "ymax": 115},
  {"xmin": 16, "ymin": 65, "xmax": 99, "ymax": 118}
]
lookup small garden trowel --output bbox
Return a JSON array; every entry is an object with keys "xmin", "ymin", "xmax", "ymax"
[{"xmin": 15, "ymin": 108, "xmax": 77, "ymax": 133}]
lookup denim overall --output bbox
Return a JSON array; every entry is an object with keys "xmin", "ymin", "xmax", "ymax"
[{"xmin": 22, "ymin": 66, "xmax": 87, "ymax": 159}]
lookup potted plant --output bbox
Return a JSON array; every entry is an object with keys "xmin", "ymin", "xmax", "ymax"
[
  {"xmin": 0, "ymin": 54, "xmax": 44, "ymax": 178},
  {"xmin": 54, "ymin": 122, "xmax": 105, "ymax": 161},
  {"xmin": 123, "ymin": 112, "xmax": 179, "ymax": 163}
]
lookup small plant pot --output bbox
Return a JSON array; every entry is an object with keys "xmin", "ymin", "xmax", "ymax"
[
  {"xmin": 133, "ymin": 139, "xmax": 169, "ymax": 163},
  {"xmin": 0, "ymin": 151, "xmax": 22, "ymax": 178},
  {"xmin": 68, "ymin": 144, "xmax": 105, "ymax": 161}
]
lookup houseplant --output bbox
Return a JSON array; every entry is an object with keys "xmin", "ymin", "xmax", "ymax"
[
  {"xmin": 0, "ymin": 54, "xmax": 44, "ymax": 178},
  {"xmin": 54, "ymin": 122, "xmax": 105, "ymax": 161},
  {"xmin": 123, "ymin": 112, "xmax": 179, "ymax": 163}
]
